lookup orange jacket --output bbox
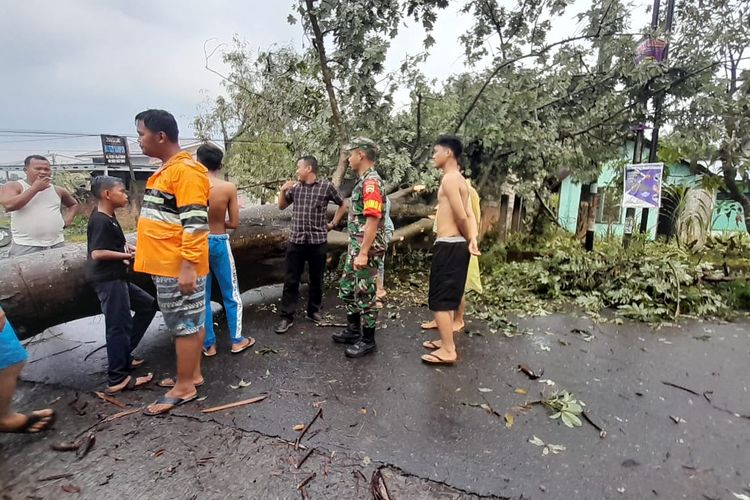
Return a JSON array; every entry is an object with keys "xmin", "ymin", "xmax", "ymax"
[{"xmin": 134, "ymin": 151, "xmax": 210, "ymax": 278}]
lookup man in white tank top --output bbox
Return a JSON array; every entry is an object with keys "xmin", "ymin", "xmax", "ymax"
[{"xmin": 0, "ymin": 155, "xmax": 79, "ymax": 256}]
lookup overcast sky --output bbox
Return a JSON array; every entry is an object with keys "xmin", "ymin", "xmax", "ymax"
[{"xmin": 0, "ymin": 1, "xmax": 652, "ymax": 165}]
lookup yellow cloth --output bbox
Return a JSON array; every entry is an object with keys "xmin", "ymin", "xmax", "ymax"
[
  {"xmin": 432, "ymin": 179, "xmax": 483, "ymax": 293},
  {"xmin": 465, "ymin": 183, "xmax": 483, "ymax": 293}
]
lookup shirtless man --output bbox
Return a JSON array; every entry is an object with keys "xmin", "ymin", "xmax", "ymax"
[
  {"xmin": 421, "ymin": 135, "xmax": 480, "ymax": 365},
  {"xmin": 197, "ymin": 143, "xmax": 254, "ymax": 356}
]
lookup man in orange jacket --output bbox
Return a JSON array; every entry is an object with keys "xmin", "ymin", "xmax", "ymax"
[{"xmin": 133, "ymin": 109, "xmax": 210, "ymax": 416}]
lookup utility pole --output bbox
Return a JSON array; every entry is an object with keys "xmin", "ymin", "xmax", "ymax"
[
  {"xmin": 623, "ymin": 125, "xmax": 645, "ymax": 248},
  {"xmin": 639, "ymin": 0, "xmax": 676, "ymax": 234},
  {"xmin": 584, "ymin": 183, "xmax": 598, "ymax": 251}
]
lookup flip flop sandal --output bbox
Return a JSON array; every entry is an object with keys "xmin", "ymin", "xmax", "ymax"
[
  {"xmin": 420, "ymin": 322, "xmax": 438, "ymax": 330},
  {"xmin": 157, "ymin": 377, "xmax": 204, "ymax": 388},
  {"xmin": 421, "ymin": 353, "xmax": 458, "ymax": 365},
  {"xmin": 3, "ymin": 410, "xmax": 56, "ymax": 433},
  {"xmin": 422, "ymin": 340, "xmax": 441, "ymax": 350},
  {"xmin": 105, "ymin": 373, "xmax": 153, "ymax": 395},
  {"xmin": 231, "ymin": 337, "xmax": 256, "ymax": 354},
  {"xmin": 131, "ymin": 358, "xmax": 145, "ymax": 368},
  {"xmin": 202, "ymin": 346, "xmax": 217, "ymax": 357},
  {"xmin": 143, "ymin": 393, "xmax": 198, "ymax": 417}
]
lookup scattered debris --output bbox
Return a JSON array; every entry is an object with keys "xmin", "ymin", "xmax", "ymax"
[
  {"xmin": 39, "ymin": 473, "xmax": 75, "ymax": 482},
  {"xmin": 670, "ymin": 415, "xmax": 687, "ymax": 424},
  {"xmin": 518, "ymin": 364, "xmax": 544, "ymax": 380},
  {"xmin": 662, "ymin": 381, "xmax": 701, "ymax": 397},
  {"xmin": 297, "ymin": 472, "xmax": 316, "ymax": 490},
  {"xmin": 571, "ymin": 328, "xmax": 594, "ymax": 342},
  {"xmin": 61, "ymin": 484, "xmax": 81, "ymax": 494},
  {"xmin": 296, "ymin": 448, "xmax": 315, "ymax": 470},
  {"xmin": 478, "ymin": 387, "xmax": 493, "ymax": 393},
  {"xmin": 514, "ymin": 388, "xmax": 528, "ymax": 395},
  {"xmin": 504, "ymin": 412, "xmax": 514, "ymax": 429},
  {"xmin": 51, "ymin": 441, "xmax": 80, "ymax": 452},
  {"xmin": 200, "ymin": 393, "xmax": 269, "ymax": 414},
  {"xmin": 229, "ymin": 379, "xmax": 252, "ymax": 390},
  {"xmin": 293, "ymin": 424, "xmax": 305, "ymax": 432},
  {"xmin": 94, "ymin": 391, "xmax": 128, "ymax": 409},
  {"xmin": 528, "ymin": 435, "xmax": 566, "ymax": 455},
  {"xmin": 295, "ymin": 408, "xmax": 323, "ymax": 449},
  {"xmin": 68, "ymin": 393, "xmax": 87, "ymax": 416},
  {"xmin": 255, "ymin": 347, "xmax": 280, "ymax": 355},
  {"xmin": 582, "ymin": 410, "xmax": 608, "ymax": 438},
  {"xmin": 731, "ymin": 493, "xmax": 750, "ymax": 500},
  {"xmin": 75, "ymin": 407, "xmax": 142, "ymax": 439},
  {"xmin": 621, "ymin": 459, "xmax": 640, "ymax": 467},
  {"xmin": 370, "ymin": 468, "xmax": 393, "ymax": 500},
  {"xmin": 76, "ymin": 433, "xmax": 96, "ymax": 460}
]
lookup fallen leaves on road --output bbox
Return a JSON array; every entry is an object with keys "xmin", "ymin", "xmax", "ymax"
[
  {"xmin": 504, "ymin": 412, "xmax": 514, "ymax": 429},
  {"xmin": 528, "ymin": 435, "xmax": 566, "ymax": 455},
  {"xmin": 518, "ymin": 364, "xmax": 544, "ymax": 380},
  {"xmin": 229, "ymin": 379, "xmax": 252, "ymax": 389},
  {"xmin": 293, "ymin": 424, "xmax": 305, "ymax": 431},
  {"xmin": 514, "ymin": 388, "xmax": 528, "ymax": 395}
]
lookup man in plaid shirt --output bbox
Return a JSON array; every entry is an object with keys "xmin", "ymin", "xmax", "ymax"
[{"xmin": 275, "ymin": 156, "xmax": 345, "ymax": 334}]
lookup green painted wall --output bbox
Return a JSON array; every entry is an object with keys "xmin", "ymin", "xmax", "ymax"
[{"xmin": 557, "ymin": 146, "xmax": 748, "ymax": 239}]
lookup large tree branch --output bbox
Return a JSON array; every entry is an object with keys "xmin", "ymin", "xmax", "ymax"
[
  {"xmin": 304, "ymin": 0, "xmax": 349, "ymax": 187},
  {"xmin": 452, "ymin": 31, "xmax": 643, "ymax": 133}
]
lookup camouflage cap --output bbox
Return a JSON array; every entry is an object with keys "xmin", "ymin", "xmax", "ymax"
[{"xmin": 344, "ymin": 137, "xmax": 379, "ymax": 155}]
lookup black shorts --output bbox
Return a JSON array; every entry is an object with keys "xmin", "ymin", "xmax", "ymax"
[{"xmin": 428, "ymin": 239, "xmax": 471, "ymax": 312}]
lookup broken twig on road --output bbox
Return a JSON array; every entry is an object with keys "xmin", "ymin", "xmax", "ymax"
[
  {"xmin": 200, "ymin": 393, "xmax": 269, "ymax": 414},
  {"xmin": 295, "ymin": 408, "xmax": 323, "ymax": 450},
  {"xmin": 94, "ymin": 392, "xmax": 128, "ymax": 409}
]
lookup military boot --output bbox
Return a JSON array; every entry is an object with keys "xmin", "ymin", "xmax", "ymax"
[
  {"xmin": 332, "ymin": 313, "xmax": 361, "ymax": 344},
  {"xmin": 345, "ymin": 326, "xmax": 377, "ymax": 358}
]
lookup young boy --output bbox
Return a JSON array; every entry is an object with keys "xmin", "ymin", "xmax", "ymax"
[{"xmin": 86, "ymin": 176, "xmax": 157, "ymax": 394}]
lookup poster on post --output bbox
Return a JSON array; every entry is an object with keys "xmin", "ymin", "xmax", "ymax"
[
  {"xmin": 623, "ymin": 162, "xmax": 663, "ymax": 209},
  {"xmin": 100, "ymin": 135, "xmax": 130, "ymax": 166}
]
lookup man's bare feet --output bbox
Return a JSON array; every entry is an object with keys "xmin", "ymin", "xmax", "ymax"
[
  {"xmin": 157, "ymin": 376, "xmax": 204, "ymax": 388},
  {"xmin": 230, "ymin": 336, "xmax": 255, "ymax": 354},
  {"xmin": 105, "ymin": 373, "xmax": 153, "ymax": 394},
  {"xmin": 144, "ymin": 390, "xmax": 198, "ymax": 416},
  {"xmin": 0, "ymin": 409, "xmax": 55, "ymax": 433},
  {"xmin": 420, "ymin": 321, "xmax": 465, "ymax": 333},
  {"xmin": 421, "ymin": 348, "xmax": 458, "ymax": 365}
]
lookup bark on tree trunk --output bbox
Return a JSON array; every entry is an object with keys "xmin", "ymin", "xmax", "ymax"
[
  {"xmin": 304, "ymin": 0, "xmax": 349, "ymax": 187},
  {"xmin": 0, "ymin": 201, "xmax": 434, "ymax": 339}
]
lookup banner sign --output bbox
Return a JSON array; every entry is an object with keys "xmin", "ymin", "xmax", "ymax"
[
  {"xmin": 623, "ymin": 163, "xmax": 663, "ymax": 209},
  {"xmin": 635, "ymin": 38, "xmax": 668, "ymax": 64},
  {"xmin": 100, "ymin": 135, "xmax": 130, "ymax": 166}
]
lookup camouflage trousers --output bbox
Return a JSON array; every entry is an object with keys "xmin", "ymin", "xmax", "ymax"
[{"xmin": 338, "ymin": 252, "xmax": 382, "ymax": 329}]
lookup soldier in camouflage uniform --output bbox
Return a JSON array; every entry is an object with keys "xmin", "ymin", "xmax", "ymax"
[{"xmin": 332, "ymin": 137, "xmax": 387, "ymax": 358}]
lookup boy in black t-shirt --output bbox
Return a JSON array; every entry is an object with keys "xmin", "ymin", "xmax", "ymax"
[{"xmin": 87, "ymin": 176, "xmax": 157, "ymax": 394}]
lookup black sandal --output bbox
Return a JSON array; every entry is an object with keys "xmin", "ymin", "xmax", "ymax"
[{"xmin": 2, "ymin": 410, "xmax": 56, "ymax": 434}]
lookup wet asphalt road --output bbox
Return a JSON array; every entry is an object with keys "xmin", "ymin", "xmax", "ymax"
[{"xmin": 1, "ymin": 286, "xmax": 749, "ymax": 499}]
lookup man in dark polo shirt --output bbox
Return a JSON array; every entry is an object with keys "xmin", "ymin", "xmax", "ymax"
[{"xmin": 275, "ymin": 156, "xmax": 345, "ymax": 334}]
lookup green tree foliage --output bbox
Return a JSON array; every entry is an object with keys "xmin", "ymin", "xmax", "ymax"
[{"xmin": 660, "ymin": 0, "xmax": 750, "ymax": 231}]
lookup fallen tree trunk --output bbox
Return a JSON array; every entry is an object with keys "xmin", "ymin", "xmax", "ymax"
[{"xmin": 1, "ymin": 198, "xmax": 435, "ymax": 339}]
